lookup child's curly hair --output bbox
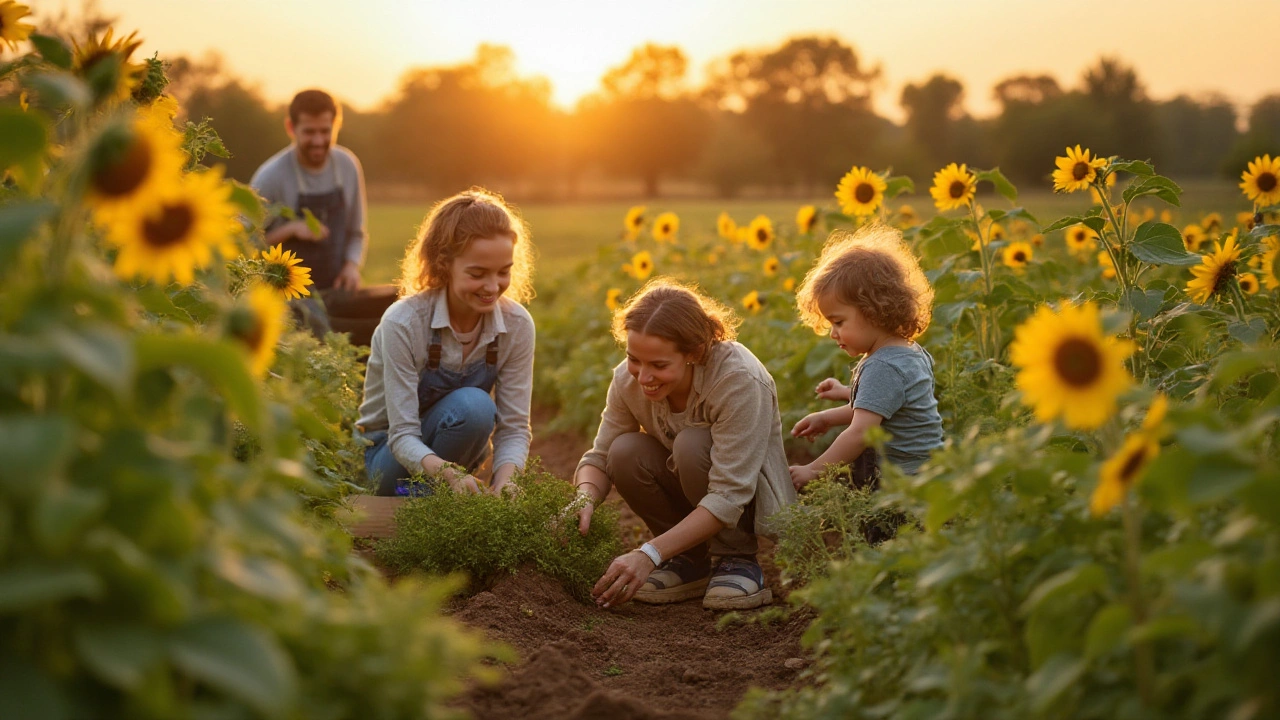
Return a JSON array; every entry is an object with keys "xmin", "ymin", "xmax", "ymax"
[
  {"xmin": 399, "ymin": 187, "xmax": 536, "ymax": 303},
  {"xmin": 795, "ymin": 222, "xmax": 934, "ymax": 340},
  {"xmin": 611, "ymin": 278, "xmax": 741, "ymax": 362}
]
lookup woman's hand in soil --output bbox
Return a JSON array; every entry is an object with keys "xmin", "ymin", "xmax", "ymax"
[
  {"xmin": 815, "ymin": 377, "xmax": 851, "ymax": 402},
  {"xmin": 447, "ymin": 473, "xmax": 484, "ymax": 494},
  {"xmin": 789, "ymin": 463, "xmax": 820, "ymax": 490},
  {"xmin": 791, "ymin": 412, "xmax": 831, "ymax": 441},
  {"xmin": 592, "ymin": 550, "xmax": 655, "ymax": 609}
]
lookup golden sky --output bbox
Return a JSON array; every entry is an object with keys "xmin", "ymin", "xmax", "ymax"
[{"xmin": 42, "ymin": 0, "xmax": 1280, "ymax": 120}]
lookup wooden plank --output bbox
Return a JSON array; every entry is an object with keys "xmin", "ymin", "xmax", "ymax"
[{"xmin": 338, "ymin": 495, "xmax": 406, "ymax": 540}]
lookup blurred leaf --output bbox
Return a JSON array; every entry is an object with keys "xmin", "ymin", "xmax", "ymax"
[
  {"xmin": 302, "ymin": 207, "xmax": 322, "ymax": 238},
  {"xmin": 1247, "ymin": 223, "xmax": 1280, "ymax": 241},
  {"xmin": 0, "ymin": 565, "xmax": 102, "ymax": 612},
  {"xmin": 1127, "ymin": 614, "xmax": 1198, "ymax": 643},
  {"xmin": 1186, "ymin": 459, "xmax": 1254, "ymax": 505},
  {"xmin": 917, "ymin": 556, "xmax": 969, "ymax": 589},
  {"xmin": 33, "ymin": 484, "xmax": 106, "ymax": 554},
  {"xmin": 1110, "ymin": 160, "xmax": 1155, "ymax": 176},
  {"xmin": 213, "ymin": 550, "xmax": 303, "ymax": 603},
  {"xmin": 1235, "ymin": 598, "xmax": 1280, "ymax": 651},
  {"xmin": 29, "ymin": 34, "xmax": 73, "ymax": 69},
  {"xmin": 25, "ymin": 71, "xmax": 91, "ymax": 111},
  {"xmin": 0, "ymin": 655, "xmax": 71, "ymax": 720},
  {"xmin": 1084, "ymin": 603, "xmax": 1132, "ymax": 659},
  {"xmin": 933, "ymin": 301, "xmax": 976, "ymax": 326},
  {"xmin": 45, "ymin": 325, "xmax": 134, "ymax": 398},
  {"xmin": 1227, "ymin": 318, "xmax": 1266, "ymax": 345},
  {"xmin": 1129, "ymin": 221, "xmax": 1199, "ymax": 265},
  {"xmin": 1122, "ymin": 174, "xmax": 1182, "ymax": 206},
  {"xmin": 228, "ymin": 181, "xmax": 265, "ymax": 225},
  {"xmin": 1021, "ymin": 563, "xmax": 1106, "ymax": 616},
  {"xmin": 0, "ymin": 200, "xmax": 56, "ymax": 267},
  {"xmin": 1127, "ymin": 288, "xmax": 1166, "ymax": 320},
  {"xmin": 73, "ymin": 624, "xmax": 164, "ymax": 690},
  {"xmin": 0, "ymin": 107, "xmax": 48, "ymax": 178},
  {"xmin": 0, "ymin": 415, "xmax": 75, "ymax": 495},
  {"xmin": 975, "ymin": 168, "xmax": 1017, "ymax": 202},
  {"xmin": 803, "ymin": 342, "xmax": 842, "ymax": 379},
  {"xmin": 168, "ymin": 617, "xmax": 297, "ymax": 717},
  {"xmin": 884, "ymin": 175, "xmax": 915, "ymax": 201},
  {"xmin": 1043, "ymin": 215, "xmax": 1106, "ymax": 234},
  {"xmin": 135, "ymin": 335, "xmax": 264, "ymax": 434},
  {"xmin": 1025, "ymin": 653, "xmax": 1085, "ymax": 713}
]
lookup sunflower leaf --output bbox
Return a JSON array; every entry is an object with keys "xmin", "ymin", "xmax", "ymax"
[
  {"xmin": 135, "ymin": 335, "xmax": 264, "ymax": 434},
  {"xmin": 302, "ymin": 208, "xmax": 323, "ymax": 237},
  {"xmin": 228, "ymin": 181, "xmax": 266, "ymax": 225},
  {"xmin": 0, "ymin": 107, "xmax": 48, "ymax": 177},
  {"xmin": 1129, "ymin": 221, "xmax": 1199, "ymax": 266},
  {"xmin": 884, "ymin": 175, "xmax": 915, "ymax": 201},
  {"xmin": 1122, "ymin": 174, "xmax": 1182, "ymax": 206},
  {"xmin": 29, "ymin": 34, "xmax": 74, "ymax": 70},
  {"xmin": 1043, "ymin": 215, "xmax": 1105, "ymax": 234},
  {"xmin": 1248, "ymin": 223, "xmax": 1280, "ymax": 241},
  {"xmin": 1110, "ymin": 160, "xmax": 1155, "ymax": 177},
  {"xmin": 0, "ymin": 200, "xmax": 57, "ymax": 267},
  {"xmin": 975, "ymin": 168, "xmax": 1017, "ymax": 202}
]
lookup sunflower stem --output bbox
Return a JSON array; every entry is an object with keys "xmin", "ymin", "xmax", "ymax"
[
  {"xmin": 1228, "ymin": 278, "xmax": 1249, "ymax": 322},
  {"xmin": 1096, "ymin": 187, "xmax": 1135, "ymax": 306},
  {"xmin": 1121, "ymin": 495, "xmax": 1156, "ymax": 706},
  {"xmin": 969, "ymin": 203, "xmax": 998, "ymax": 360}
]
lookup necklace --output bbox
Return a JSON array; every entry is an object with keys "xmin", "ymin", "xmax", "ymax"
[{"xmin": 452, "ymin": 322, "xmax": 480, "ymax": 345}]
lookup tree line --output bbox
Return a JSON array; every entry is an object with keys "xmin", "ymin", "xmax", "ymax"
[{"xmin": 164, "ymin": 37, "xmax": 1278, "ymax": 198}]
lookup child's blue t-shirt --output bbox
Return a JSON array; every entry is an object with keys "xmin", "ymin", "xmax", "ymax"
[{"xmin": 850, "ymin": 344, "xmax": 944, "ymax": 474}]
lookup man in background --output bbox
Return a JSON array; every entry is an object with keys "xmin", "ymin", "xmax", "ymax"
[{"xmin": 251, "ymin": 88, "xmax": 396, "ymax": 346}]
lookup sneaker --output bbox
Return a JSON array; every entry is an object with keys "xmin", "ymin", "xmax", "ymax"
[
  {"xmin": 634, "ymin": 554, "xmax": 711, "ymax": 604},
  {"xmin": 702, "ymin": 556, "xmax": 772, "ymax": 610}
]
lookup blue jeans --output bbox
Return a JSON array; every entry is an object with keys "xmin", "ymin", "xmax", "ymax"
[{"xmin": 364, "ymin": 387, "xmax": 496, "ymax": 496}]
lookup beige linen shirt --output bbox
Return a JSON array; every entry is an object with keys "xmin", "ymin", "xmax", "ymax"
[{"xmin": 576, "ymin": 341, "xmax": 796, "ymax": 537}]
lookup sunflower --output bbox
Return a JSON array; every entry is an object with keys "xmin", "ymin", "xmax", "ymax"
[
  {"xmin": 1262, "ymin": 246, "xmax": 1280, "ymax": 291},
  {"xmin": 87, "ymin": 116, "xmax": 186, "ymax": 222},
  {"xmin": 835, "ymin": 166, "xmax": 886, "ymax": 216},
  {"xmin": 706, "ymin": 252, "xmax": 720, "ymax": 265},
  {"xmin": 1201, "ymin": 212, "xmax": 1223, "ymax": 234},
  {"xmin": 782, "ymin": 277, "xmax": 796, "ymax": 293},
  {"xmin": 73, "ymin": 28, "xmax": 147, "ymax": 104},
  {"xmin": 227, "ymin": 285, "xmax": 287, "ymax": 377},
  {"xmin": 1065, "ymin": 224, "xmax": 1099, "ymax": 256},
  {"xmin": 629, "ymin": 250, "xmax": 654, "ymax": 280},
  {"xmin": 259, "ymin": 245, "xmax": 314, "ymax": 300},
  {"xmin": 1240, "ymin": 154, "xmax": 1280, "ymax": 208},
  {"xmin": 1090, "ymin": 432, "xmax": 1160, "ymax": 516},
  {"xmin": 741, "ymin": 290, "xmax": 764, "ymax": 313},
  {"xmin": 796, "ymin": 205, "xmax": 818, "ymax": 234},
  {"xmin": 1089, "ymin": 171, "xmax": 1118, "ymax": 204},
  {"xmin": 139, "ymin": 94, "xmax": 181, "ymax": 131},
  {"xmin": 606, "ymin": 288, "xmax": 622, "ymax": 311},
  {"xmin": 652, "ymin": 212, "xmax": 679, "ymax": 243},
  {"xmin": 763, "ymin": 256, "xmax": 780, "ymax": 276},
  {"xmin": 1238, "ymin": 210, "xmax": 1258, "ymax": 231},
  {"xmin": 896, "ymin": 203, "xmax": 917, "ymax": 226},
  {"xmin": 1097, "ymin": 250, "xmax": 1116, "ymax": 280},
  {"xmin": 0, "ymin": 1, "xmax": 34, "ymax": 52},
  {"xmin": 624, "ymin": 206, "xmax": 646, "ymax": 240},
  {"xmin": 105, "ymin": 168, "xmax": 240, "ymax": 285},
  {"xmin": 1002, "ymin": 241, "xmax": 1033, "ymax": 271},
  {"xmin": 1031, "ymin": 233, "xmax": 1045, "ymax": 247},
  {"xmin": 929, "ymin": 163, "xmax": 977, "ymax": 211},
  {"xmin": 1009, "ymin": 302, "xmax": 1135, "ymax": 430},
  {"xmin": 1238, "ymin": 272, "xmax": 1260, "ymax": 295},
  {"xmin": 1182, "ymin": 224, "xmax": 1206, "ymax": 253},
  {"xmin": 746, "ymin": 215, "xmax": 774, "ymax": 251},
  {"xmin": 1185, "ymin": 233, "xmax": 1241, "ymax": 304},
  {"xmin": 1160, "ymin": 209, "xmax": 1173, "ymax": 224},
  {"xmin": 717, "ymin": 212, "xmax": 737, "ymax": 241},
  {"xmin": 733, "ymin": 226, "xmax": 749, "ymax": 245},
  {"xmin": 1053, "ymin": 145, "xmax": 1107, "ymax": 193}
]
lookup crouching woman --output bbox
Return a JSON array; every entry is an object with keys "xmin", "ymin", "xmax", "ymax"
[{"xmin": 572, "ymin": 279, "xmax": 795, "ymax": 610}]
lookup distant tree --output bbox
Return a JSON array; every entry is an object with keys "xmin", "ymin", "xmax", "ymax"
[
  {"xmin": 993, "ymin": 74, "xmax": 1062, "ymax": 110},
  {"xmin": 1155, "ymin": 95, "xmax": 1238, "ymax": 177},
  {"xmin": 1223, "ymin": 94, "xmax": 1280, "ymax": 178},
  {"xmin": 695, "ymin": 112, "xmax": 773, "ymax": 198},
  {"xmin": 1081, "ymin": 56, "xmax": 1160, "ymax": 162},
  {"xmin": 900, "ymin": 74, "xmax": 966, "ymax": 166}
]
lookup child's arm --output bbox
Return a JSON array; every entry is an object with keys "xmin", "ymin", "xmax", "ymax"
[
  {"xmin": 791, "ymin": 404, "xmax": 854, "ymax": 440},
  {"xmin": 789, "ymin": 408, "xmax": 885, "ymax": 489},
  {"xmin": 815, "ymin": 377, "xmax": 852, "ymax": 402}
]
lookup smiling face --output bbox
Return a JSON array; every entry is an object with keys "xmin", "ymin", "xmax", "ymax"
[
  {"xmin": 287, "ymin": 111, "xmax": 337, "ymax": 169},
  {"xmin": 818, "ymin": 291, "xmax": 885, "ymax": 357},
  {"xmin": 447, "ymin": 235, "xmax": 515, "ymax": 326},
  {"xmin": 625, "ymin": 331, "xmax": 697, "ymax": 409}
]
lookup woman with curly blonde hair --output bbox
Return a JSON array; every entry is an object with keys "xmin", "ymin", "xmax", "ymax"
[
  {"xmin": 356, "ymin": 188, "xmax": 536, "ymax": 497},
  {"xmin": 573, "ymin": 279, "xmax": 795, "ymax": 612},
  {"xmin": 789, "ymin": 222, "xmax": 943, "ymax": 490}
]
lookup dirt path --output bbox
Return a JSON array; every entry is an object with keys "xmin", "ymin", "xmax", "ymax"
[{"xmin": 450, "ymin": 409, "xmax": 812, "ymax": 720}]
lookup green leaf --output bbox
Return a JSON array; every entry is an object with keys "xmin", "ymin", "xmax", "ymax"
[
  {"xmin": 1248, "ymin": 223, "xmax": 1280, "ymax": 241},
  {"xmin": 29, "ymin": 34, "xmax": 73, "ymax": 69},
  {"xmin": 975, "ymin": 168, "xmax": 1017, "ymax": 202},
  {"xmin": 45, "ymin": 325, "xmax": 134, "ymax": 397},
  {"xmin": 917, "ymin": 556, "xmax": 969, "ymax": 589},
  {"xmin": 1227, "ymin": 318, "xmax": 1267, "ymax": 345},
  {"xmin": 1128, "ymin": 221, "xmax": 1199, "ymax": 265},
  {"xmin": 135, "ymin": 335, "xmax": 265, "ymax": 434},
  {"xmin": 168, "ymin": 617, "xmax": 297, "ymax": 717},
  {"xmin": 1021, "ymin": 563, "xmax": 1107, "ymax": 616},
  {"xmin": 0, "ymin": 415, "xmax": 75, "ymax": 496},
  {"xmin": 213, "ymin": 550, "xmax": 303, "ymax": 602},
  {"xmin": 1127, "ymin": 614, "xmax": 1199, "ymax": 643},
  {"xmin": 228, "ymin": 181, "xmax": 265, "ymax": 225},
  {"xmin": 1122, "ymin": 174, "xmax": 1182, "ymax": 206},
  {"xmin": 1109, "ymin": 159, "xmax": 1155, "ymax": 176},
  {"xmin": 0, "ymin": 200, "xmax": 57, "ymax": 267},
  {"xmin": 1084, "ymin": 603, "xmax": 1132, "ymax": 659},
  {"xmin": 803, "ymin": 341, "xmax": 842, "ymax": 379},
  {"xmin": 302, "ymin": 207, "xmax": 323, "ymax": 238},
  {"xmin": 33, "ymin": 484, "xmax": 106, "ymax": 554},
  {"xmin": 883, "ymin": 175, "xmax": 914, "ymax": 201},
  {"xmin": 1186, "ymin": 459, "xmax": 1254, "ymax": 505},
  {"xmin": 1043, "ymin": 215, "xmax": 1106, "ymax": 234},
  {"xmin": 0, "ymin": 107, "xmax": 48, "ymax": 178},
  {"xmin": 0, "ymin": 655, "xmax": 71, "ymax": 720},
  {"xmin": 25, "ymin": 71, "xmax": 91, "ymax": 111},
  {"xmin": 73, "ymin": 624, "xmax": 164, "ymax": 690},
  {"xmin": 1025, "ymin": 653, "xmax": 1085, "ymax": 713},
  {"xmin": 0, "ymin": 565, "xmax": 102, "ymax": 612},
  {"xmin": 1127, "ymin": 288, "xmax": 1166, "ymax": 320},
  {"xmin": 1235, "ymin": 598, "xmax": 1280, "ymax": 651}
]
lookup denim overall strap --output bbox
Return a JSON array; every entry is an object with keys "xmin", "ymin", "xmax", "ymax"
[
  {"xmin": 280, "ymin": 152, "xmax": 347, "ymax": 290},
  {"xmin": 417, "ymin": 327, "xmax": 500, "ymax": 414}
]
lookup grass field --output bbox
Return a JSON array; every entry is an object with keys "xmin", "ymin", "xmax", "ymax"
[{"xmin": 361, "ymin": 179, "xmax": 1246, "ymax": 286}]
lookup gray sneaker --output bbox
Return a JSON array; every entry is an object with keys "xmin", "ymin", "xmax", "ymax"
[
  {"xmin": 634, "ymin": 554, "xmax": 711, "ymax": 604},
  {"xmin": 702, "ymin": 556, "xmax": 772, "ymax": 610}
]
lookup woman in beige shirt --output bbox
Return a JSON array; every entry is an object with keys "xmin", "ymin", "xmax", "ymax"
[{"xmin": 572, "ymin": 280, "xmax": 795, "ymax": 611}]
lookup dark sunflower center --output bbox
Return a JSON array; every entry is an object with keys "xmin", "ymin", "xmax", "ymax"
[
  {"xmin": 1258, "ymin": 172, "xmax": 1277, "ymax": 193},
  {"xmin": 1072, "ymin": 161, "xmax": 1090, "ymax": 181},
  {"xmin": 1014, "ymin": 251, "xmax": 1027, "ymax": 262},
  {"xmin": 236, "ymin": 315, "xmax": 266, "ymax": 353},
  {"xmin": 92, "ymin": 137, "xmax": 152, "ymax": 197},
  {"xmin": 1118, "ymin": 446, "xmax": 1149, "ymax": 484},
  {"xmin": 1241, "ymin": 276, "xmax": 1256, "ymax": 291},
  {"xmin": 81, "ymin": 50, "xmax": 113, "ymax": 73},
  {"xmin": 756, "ymin": 228, "xmax": 767, "ymax": 242},
  {"xmin": 948, "ymin": 180, "xmax": 966, "ymax": 199},
  {"xmin": 1073, "ymin": 231, "xmax": 1085, "ymax": 243},
  {"xmin": 141, "ymin": 203, "xmax": 195, "ymax": 248},
  {"xmin": 1053, "ymin": 338, "xmax": 1102, "ymax": 387},
  {"xmin": 1211, "ymin": 261, "xmax": 1238, "ymax": 296},
  {"xmin": 855, "ymin": 183, "xmax": 875, "ymax": 204}
]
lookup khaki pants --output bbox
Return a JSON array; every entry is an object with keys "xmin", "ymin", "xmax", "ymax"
[{"xmin": 605, "ymin": 429, "xmax": 758, "ymax": 559}]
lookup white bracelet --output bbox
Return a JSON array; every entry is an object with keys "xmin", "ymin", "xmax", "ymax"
[{"xmin": 638, "ymin": 542, "xmax": 663, "ymax": 567}]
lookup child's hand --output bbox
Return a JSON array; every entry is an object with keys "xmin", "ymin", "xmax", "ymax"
[
  {"xmin": 789, "ymin": 463, "xmax": 820, "ymax": 490},
  {"xmin": 815, "ymin": 378, "xmax": 851, "ymax": 402},
  {"xmin": 791, "ymin": 412, "xmax": 830, "ymax": 441}
]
